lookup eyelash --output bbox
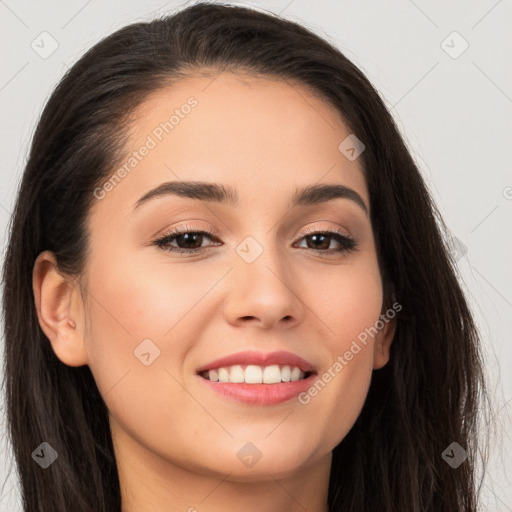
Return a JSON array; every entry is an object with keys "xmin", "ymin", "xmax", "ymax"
[{"xmin": 153, "ymin": 225, "xmax": 358, "ymax": 256}]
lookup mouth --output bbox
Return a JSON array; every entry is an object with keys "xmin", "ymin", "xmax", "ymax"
[
  {"xmin": 199, "ymin": 364, "xmax": 313, "ymax": 384},
  {"xmin": 195, "ymin": 350, "xmax": 317, "ymax": 405}
]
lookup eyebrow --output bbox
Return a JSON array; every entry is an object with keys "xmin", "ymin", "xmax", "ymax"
[{"xmin": 132, "ymin": 181, "xmax": 368, "ymax": 214}]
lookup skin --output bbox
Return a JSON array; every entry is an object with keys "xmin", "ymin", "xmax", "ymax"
[{"xmin": 33, "ymin": 70, "xmax": 395, "ymax": 512}]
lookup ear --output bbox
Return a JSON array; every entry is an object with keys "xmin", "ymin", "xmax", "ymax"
[
  {"xmin": 373, "ymin": 312, "xmax": 396, "ymax": 370},
  {"xmin": 32, "ymin": 250, "xmax": 89, "ymax": 367}
]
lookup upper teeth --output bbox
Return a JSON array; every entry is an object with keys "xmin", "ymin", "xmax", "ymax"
[{"xmin": 203, "ymin": 365, "xmax": 307, "ymax": 384}]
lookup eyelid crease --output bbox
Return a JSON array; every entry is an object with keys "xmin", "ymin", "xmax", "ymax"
[
  {"xmin": 154, "ymin": 222, "xmax": 354, "ymax": 244},
  {"xmin": 152, "ymin": 223, "xmax": 358, "ymax": 256},
  {"xmin": 299, "ymin": 224, "xmax": 352, "ymax": 238}
]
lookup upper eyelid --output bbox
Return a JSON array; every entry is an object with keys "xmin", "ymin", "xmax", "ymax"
[
  {"xmin": 157, "ymin": 219, "xmax": 353, "ymax": 237},
  {"xmin": 299, "ymin": 225, "xmax": 351, "ymax": 237},
  {"xmin": 157, "ymin": 226, "xmax": 352, "ymax": 238},
  {"xmin": 155, "ymin": 226, "xmax": 354, "ymax": 245}
]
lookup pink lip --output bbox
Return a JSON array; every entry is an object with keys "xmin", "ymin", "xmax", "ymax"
[
  {"xmin": 199, "ymin": 375, "xmax": 316, "ymax": 405},
  {"xmin": 196, "ymin": 350, "xmax": 316, "ymax": 373},
  {"xmin": 196, "ymin": 350, "xmax": 317, "ymax": 406}
]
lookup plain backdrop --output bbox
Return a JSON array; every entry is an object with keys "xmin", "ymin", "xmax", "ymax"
[{"xmin": 1, "ymin": 1, "xmax": 511, "ymax": 510}]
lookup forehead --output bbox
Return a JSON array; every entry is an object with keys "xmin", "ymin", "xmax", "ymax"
[{"xmin": 91, "ymin": 71, "xmax": 368, "ymax": 219}]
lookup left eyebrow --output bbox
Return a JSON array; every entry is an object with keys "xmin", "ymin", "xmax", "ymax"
[
  {"xmin": 132, "ymin": 180, "xmax": 368, "ymax": 215},
  {"xmin": 291, "ymin": 183, "xmax": 368, "ymax": 214}
]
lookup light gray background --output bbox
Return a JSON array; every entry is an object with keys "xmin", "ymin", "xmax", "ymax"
[{"xmin": 1, "ymin": 1, "xmax": 511, "ymax": 510}]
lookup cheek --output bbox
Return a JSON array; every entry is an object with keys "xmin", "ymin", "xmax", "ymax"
[
  {"xmin": 87, "ymin": 246, "xmax": 210, "ymax": 337},
  {"xmin": 314, "ymin": 254, "xmax": 384, "ymax": 344},
  {"xmin": 83, "ymin": 244, "xmax": 219, "ymax": 375},
  {"xmin": 81, "ymin": 284, "xmax": 201, "ymax": 457},
  {"xmin": 296, "ymin": 257, "xmax": 383, "ymax": 450},
  {"xmin": 301, "ymin": 350, "xmax": 374, "ymax": 458},
  {"xmin": 81, "ymin": 251, "xmax": 215, "ymax": 436}
]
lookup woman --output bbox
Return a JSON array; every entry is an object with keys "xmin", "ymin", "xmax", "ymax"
[{"xmin": 1, "ymin": 2, "xmax": 489, "ymax": 511}]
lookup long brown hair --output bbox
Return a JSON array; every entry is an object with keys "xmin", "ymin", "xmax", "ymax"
[{"xmin": 2, "ymin": 2, "xmax": 490, "ymax": 510}]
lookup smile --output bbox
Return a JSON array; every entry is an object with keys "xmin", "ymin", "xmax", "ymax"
[
  {"xmin": 196, "ymin": 350, "xmax": 317, "ymax": 405},
  {"xmin": 200, "ymin": 364, "xmax": 310, "ymax": 384}
]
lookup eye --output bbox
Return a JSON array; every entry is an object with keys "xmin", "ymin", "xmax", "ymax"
[
  {"xmin": 153, "ymin": 225, "xmax": 221, "ymax": 254},
  {"xmin": 293, "ymin": 229, "xmax": 358, "ymax": 254},
  {"xmin": 152, "ymin": 226, "xmax": 358, "ymax": 256}
]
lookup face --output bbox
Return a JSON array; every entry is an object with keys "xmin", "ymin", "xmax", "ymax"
[{"xmin": 35, "ymin": 71, "xmax": 395, "ymax": 484}]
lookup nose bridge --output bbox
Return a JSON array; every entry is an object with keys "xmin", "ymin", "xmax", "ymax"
[
  {"xmin": 231, "ymin": 198, "xmax": 289, "ymax": 266},
  {"xmin": 234, "ymin": 222, "xmax": 287, "ymax": 279},
  {"xmin": 223, "ymin": 229, "xmax": 304, "ymax": 328}
]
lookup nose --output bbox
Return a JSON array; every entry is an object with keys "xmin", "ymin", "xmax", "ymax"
[{"xmin": 222, "ymin": 238, "xmax": 305, "ymax": 330}]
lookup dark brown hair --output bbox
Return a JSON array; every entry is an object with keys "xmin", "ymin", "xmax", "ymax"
[{"xmin": 2, "ymin": 2, "xmax": 489, "ymax": 510}]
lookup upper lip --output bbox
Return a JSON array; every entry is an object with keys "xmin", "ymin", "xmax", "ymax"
[{"xmin": 196, "ymin": 350, "xmax": 316, "ymax": 374}]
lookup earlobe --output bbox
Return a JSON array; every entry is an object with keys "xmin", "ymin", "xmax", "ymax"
[
  {"xmin": 373, "ymin": 316, "xmax": 396, "ymax": 370},
  {"xmin": 32, "ymin": 250, "xmax": 89, "ymax": 367}
]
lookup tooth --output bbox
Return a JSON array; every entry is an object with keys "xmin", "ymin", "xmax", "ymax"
[
  {"xmin": 290, "ymin": 366, "xmax": 302, "ymax": 382},
  {"xmin": 262, "ymin": 364, "xmax": 281, "ymax": 384},
  {"xmin": 245, "ymin": 365, "xmax": 263, "ymax": 384},
  {"xmin": 208, "ymin": 364, "xmax": 308, "ymax": 384},
  {"xmin": 218, "ymin": 367, "xmax": 230, "ymax": 383},
  {"xmin": 229, "ymin": 365, "xmax": 245, "ymax": 383}
]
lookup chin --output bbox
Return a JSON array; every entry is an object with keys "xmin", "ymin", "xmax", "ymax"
[{"xmin": 190, "ymin": 442, "xmax": 319, "ymax": 482}]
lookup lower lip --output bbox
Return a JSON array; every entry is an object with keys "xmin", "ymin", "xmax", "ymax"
[{"xmin": 198, "ymin": 374, "xmax": 316, "ymax": 405}]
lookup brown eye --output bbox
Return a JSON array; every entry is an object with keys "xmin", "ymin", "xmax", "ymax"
[
  {"xmin": 154, "ymin": 228, "xmax": 221, "ymax": 254},
  {"xmin": 294, "ymin": 231, "xmax": 357, "ymax": 254},
  {"xmin": 153, "ymin": 227, "xmax": 357, "ymax": 256}
]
